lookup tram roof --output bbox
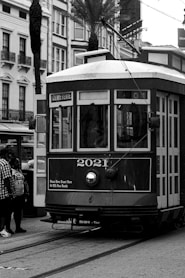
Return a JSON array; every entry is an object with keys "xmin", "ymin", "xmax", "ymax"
[{"xmin": 46, "ymin": 60, "xmax": 185, "ymax": 85}]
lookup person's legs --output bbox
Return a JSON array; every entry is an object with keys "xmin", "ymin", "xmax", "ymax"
[
  {"xmin": 5, "ymin": 198, "xmax": 14, "ymax": 234},
  {"xmin": 0, "ymin": 216, "xmax": 5, "ymax": 231},
  {"xmin": 14, "ymin": 195, "xmax": 26, "ymax": 233},
  {"xmin": 0, "ymin": 199, "xmax": 11, "ymax": 237}
]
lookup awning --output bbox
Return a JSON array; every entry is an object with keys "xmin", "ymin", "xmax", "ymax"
[{"xmin": 0, "ymin": 122, "xmax": 33, "ymax": 136}]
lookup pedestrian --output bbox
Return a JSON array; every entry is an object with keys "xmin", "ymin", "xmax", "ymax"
[
  {"xmin": 0, "ymin": 148, "xmax": 14, "ymax": 238},
  {"xmin": 9, "ymin": 157, "xmax": 28, "ymax": 233}
]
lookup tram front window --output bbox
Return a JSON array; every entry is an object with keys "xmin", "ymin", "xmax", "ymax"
[
  {"xmin": 80, "ymin": 105, "xmax": 108, "ymax": 149},
  {"xmin": 117, "ymin": 104, "xmax": 147, "ymax": 148},
  {"xmin": 51, "ymin": 106, "xmax": 72, "ymax": 149}
]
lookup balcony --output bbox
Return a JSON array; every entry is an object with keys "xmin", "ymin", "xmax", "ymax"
[
  {"xmin": 0, "ymin": 51, "xmax": 16, "ymax": 67},
  {"xmin": 0, "ymin": 109, "xmax": 34, "ymax": 122},
  {"xmin": 18, "ymin": 54, "xmax": 32, "ymax": 71}
]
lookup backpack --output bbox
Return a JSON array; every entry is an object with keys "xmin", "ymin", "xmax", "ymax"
[{"xmin": 12, "ymin": 169, "xmax": 24, "ymax": 196}]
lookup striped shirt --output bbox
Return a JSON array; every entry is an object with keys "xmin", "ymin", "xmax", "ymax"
[{"xmin": 0, "ymin": 158, "xmax": 13, "ymax": 199}]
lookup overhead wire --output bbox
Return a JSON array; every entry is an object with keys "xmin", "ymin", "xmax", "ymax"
[
  {"xmin": 177, "ymin": 0, "xmax": 185, "ymax": 6},
  {"xmin": 103, "ymin": 23, "xmax": 151, "ymax": 168},
  {"xmin": 110, "ymin": 25, "xmax": 144, "ymax": 96},
  {"xmin": 140, "ymin": 0, "xmax": 183, "ymax": 23}
]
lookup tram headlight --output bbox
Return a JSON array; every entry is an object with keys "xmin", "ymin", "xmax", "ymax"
[{"xmin": 86, "ymin": 170, "xmax": 99, "ymax": 187}]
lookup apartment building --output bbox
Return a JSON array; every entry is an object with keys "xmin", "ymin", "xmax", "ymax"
[
  {"xmin": 0, "ymin": 0, "xmax": 49, "ymax": 123},
  {"xmin": 0, "ymin": 0, "xmax": 122, "ymax": 125},
  {"xmin": 0, "ymin": 0, "xmax": 121, "ymax": 189},
  {"xmin": 50, "ymin": 0, "xmax": 120, "ymax": 72}
]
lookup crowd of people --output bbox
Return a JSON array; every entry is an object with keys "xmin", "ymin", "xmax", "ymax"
[{"xmin": 0, "ymin": 148, "xmax": 28, "ymax": 238}]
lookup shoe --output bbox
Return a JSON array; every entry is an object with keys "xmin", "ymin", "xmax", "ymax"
[
  {"xmin": 0, "ymin": 229, "xmax": 11, "ymax": 238},
  {"xmin": 15, "ymin": 228, "xmax": 27, "ymax": 233},
  {"xmin": 6, "ymin": 229, "xmax": 14, "ymax": 234}
]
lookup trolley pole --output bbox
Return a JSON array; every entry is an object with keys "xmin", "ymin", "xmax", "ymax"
[{"xmin": 101, "ymin": 17, "xmax": 141, "ymax": 56}]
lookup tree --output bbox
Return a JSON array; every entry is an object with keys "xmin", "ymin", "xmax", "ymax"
[
  {"xmin": 29, "ymin": 0, "xmax": 42, "ymax": 94},
  {"xmin": 71, "ymin": 0, "xmax": 119, "ymax": 51}
]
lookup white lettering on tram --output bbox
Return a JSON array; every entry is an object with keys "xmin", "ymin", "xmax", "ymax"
[
  {"xmin": 51, "ymin": 92, "xmax": 71, "ymax": 102},
  {"xmin": 77, "ymin": 159, "xmax": 108, "ymax": 168},
  {"xmin": 49, "ymin": 179, "xmax": 72, "ymax": 189}
]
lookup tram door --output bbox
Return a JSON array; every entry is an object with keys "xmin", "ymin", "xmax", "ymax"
[
  {"xmin": 33, "ymin": 94, "xmax": 46, "ymax": 207},
  {"xmin": 156, "ymin": 92, "xmax": 180, "ymax": 209}
]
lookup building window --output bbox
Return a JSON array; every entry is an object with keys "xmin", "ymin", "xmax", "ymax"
[
  {"xmin": 98, "ymin": 27, "xmax": 106, "ymax": 48},
  {"xmin": 19, "ymin": 37, "xmax": 26, "ymax": 63},
  {"xmin": 2, "ymin": 83, "xmax": 9, "ymax": 120},
  {"xmin": 3, "ymin": 32, "xmax": 10, "ymax": 52},
  {"xmin": 52, "ymin": 10, "xmax": 55, "ymax": 32},
  {"xmin": 20, "ymin": 37, "xmax": 26, "ymax": 56},
  {"xmin": 19, "ymin": 86, "xmax": 25, "ymax": 121},
  {"xmin": 2, "ymin": 32, "xmax": 10, "ymax": 60},
  {"xmin": 19, "ymin": 10, "xmax": 27, "ymax": 19},
  {"xmin": 73, "ymin": 50, "xmax": 85, "ymax": 66},
  {"xmin": 52, "ymin": 9, "xmax": 66, "ymax": 37},
  {"xmin": 2, "ymin": 4, "xmax": 10, "ymax": 14},
  {"xmin": 74, "ymin": 21, "xmax": 84, "ymax": 40},
  {"xmin": 108, "ymin": 33, "xmax": 113, "ymax": 53},
  {"xmin": 52, "ymin": 46, "xmax": 66, "ymax": 72}
]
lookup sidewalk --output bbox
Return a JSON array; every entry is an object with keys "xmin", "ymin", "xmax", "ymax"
[{"xmin": 12, "ymin": 215, "xmax": 52, "ymax": 234}]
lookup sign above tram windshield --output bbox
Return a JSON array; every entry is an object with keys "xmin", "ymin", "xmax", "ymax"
[
  {"xmin": 51, "ymin": 92, "xmax": 72, "ymax": 102},
  {"xmin": 117, "ymin": 90, "xmax": 147, "ymax": 99}
]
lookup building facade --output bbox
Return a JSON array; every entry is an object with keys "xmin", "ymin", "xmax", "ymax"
[
  {"xmin": 0, "ymin": 0, "xmax": 49, "ymax": 123},
  {"xmin": 0, "ymin": 0, "xmax": 122, "ymax": 126},
  {"xmin": 50, "ymin": 0, "xmax": 120, "ymax": 72}
]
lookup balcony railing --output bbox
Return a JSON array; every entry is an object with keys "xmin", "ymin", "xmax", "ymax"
[
  {"xmin": 1, "ymin": 109, "xmax": 34, "ymax": 122},
  {"xmin": 1, "ymin": 51, "xmax": 16, "ymax": 66},
  {"xmin": 18, "ymin": 54, "xmax": 32, "ymax": 71},
  {"xmin": 18, "ymin": 54, "xmax": 31, "ymax": 66}
]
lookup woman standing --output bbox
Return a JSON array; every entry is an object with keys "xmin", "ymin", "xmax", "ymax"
[{"xmin": 9, "ymin": 157, "xmax": 28, "ymax": 233}]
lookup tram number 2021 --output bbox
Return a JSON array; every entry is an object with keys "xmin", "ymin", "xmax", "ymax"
[{"xmin": 77, "ymin": 159, "xmax": 108, "ymax": 168}]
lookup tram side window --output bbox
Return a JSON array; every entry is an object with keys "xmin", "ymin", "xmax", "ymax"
[
  {"xmin": 80, "ymin": 105, "xmax": 108, "ymax": 148},
  {"xmin": 52, "ymin": 108, "xmax": 59, "ymax": 149},
  {"xmin": 117, "ymin": 104, "xmax": 148, "ymax": 148},
  {"xmin": 51, "ymin": 106, "xmax": 72, "ymax": 149}
]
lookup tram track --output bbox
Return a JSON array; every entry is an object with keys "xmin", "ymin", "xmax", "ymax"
[
  {"xmin": 0, "ymin": 226, "xmax": 100, "ymax": 256},
  {"xmin": 29, "ymin": 236, "xmax": 147, "ymax": 278},
  {"xmin": 0, "ymin": 224, "xmax": 165, "ymax": 278}
]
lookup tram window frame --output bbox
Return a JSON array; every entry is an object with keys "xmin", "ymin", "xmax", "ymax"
[
  {"xmin": 114, "ymin": 89, "xmax": 151, "ymax": 152},
  {"xmin": 77, "ymin": 90, "xmax": 110, "ymax": 151},
  {"xmin": 49, "ymin": 92, "xmax": 73, "ymax": 152}
]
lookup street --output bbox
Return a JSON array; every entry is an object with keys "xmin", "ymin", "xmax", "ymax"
[{"xmin": 0, "ymin": 217, "xmax": 185, "ymax": 278}]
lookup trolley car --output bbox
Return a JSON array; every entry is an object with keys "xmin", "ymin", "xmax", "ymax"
[{"xmin": 44, "ymin": 47, "xmax": 185, "ymax": 229}]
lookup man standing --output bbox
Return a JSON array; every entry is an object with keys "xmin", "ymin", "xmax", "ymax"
[{"xmin": 0, "ymin": 148, "xmax": 14, "ymax": 238}]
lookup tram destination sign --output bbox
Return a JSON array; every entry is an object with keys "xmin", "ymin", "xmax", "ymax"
[{"xmin": 51, "ymin": 92, "xmax": 72, "ymax": 102}]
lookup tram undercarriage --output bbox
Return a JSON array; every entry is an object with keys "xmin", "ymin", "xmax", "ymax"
[{"xmin": 45, "ymin": 204, "xmax": 185, "ymax": 233}]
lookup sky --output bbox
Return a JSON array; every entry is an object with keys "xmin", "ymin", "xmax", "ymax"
[{"xmin": 140, "ymin": 0, "xmax": 185, "ymax": 47}]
